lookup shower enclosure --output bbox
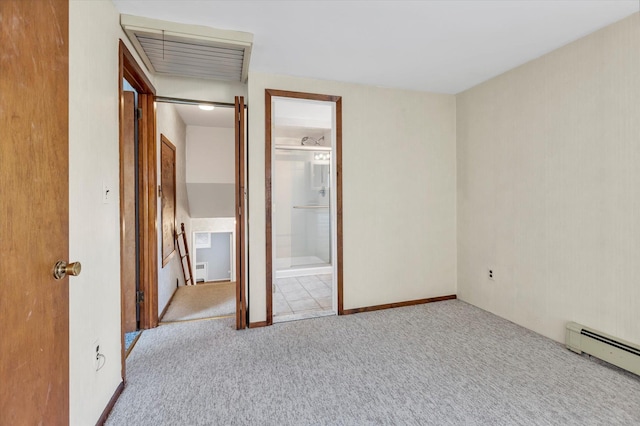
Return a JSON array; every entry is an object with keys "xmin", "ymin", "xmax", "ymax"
[{"xmin": 274, "ymin": 141, "xmax": 332, "ymax": 278}]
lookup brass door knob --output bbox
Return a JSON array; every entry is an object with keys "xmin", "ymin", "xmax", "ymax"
[{"xmin": 53, "ymin": 261, "xmax": 82, "ymax": 280}]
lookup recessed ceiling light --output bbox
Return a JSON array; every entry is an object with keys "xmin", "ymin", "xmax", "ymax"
[{"xmin": 198, "ymin": 104, "xmax": 215, "ymax": 111}]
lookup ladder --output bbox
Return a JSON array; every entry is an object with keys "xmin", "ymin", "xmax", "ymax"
[{"xmin": 175, "ymin": 222, "xmax": 194, "ymax": 286}]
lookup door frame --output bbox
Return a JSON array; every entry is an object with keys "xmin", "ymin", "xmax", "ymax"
[
  {"xmin": 192, "ymin": 230, "xmax": 235, "ymax": 282},
  {"xmin": 153, "ymin": 96, "xmax": 248, "ymax": 330},
  {"xmin": 264, "ymin": 89, "xmax": 344, "ymax": 325},
  {"xmin": 235, "ymin": 95, "xmax": 248, "ymax": 329},
  {"xmin": 121, "ymin": 90, "xmax": 137, "ymax": 334},
  {"xmin": 118, "ymin": 40, "xmax": 158, "ymax": 379}
]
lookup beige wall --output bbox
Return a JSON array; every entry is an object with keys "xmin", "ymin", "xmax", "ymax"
[
  {"xmin": 456, "ymin": 13, "xmax": 640, "ymax": 345},
  {"xmin": 155, "ymin": 74, "xmax": 247, "ymax": 104},
  {"xmin": 70, "ymin": 33, "xmax": 458, "ymax": 413},
  {"xmin": 157, "ymin": 103, "xmax": 189, "ymax": 312},
  {"xmin": 190, "ymin": 217, "xmax": 237, "ymax": 279},
  {"xmin": 68, "ymin": 2, "xmax": 638, "ymax": 422},
  {"xmin": 247, "ymin": 72, "xmax": 457, "ymax": 323},
  {"xmin": 186, "ymin": 126, "xmax": 235, "ymax": 184},
  {"xmin": 69, "ymin": 0, "xmax": 154, "ymax": 423},
  {"xmin": 69, "ymin": 2, "xmax": 243, "ymax": 422},
  {"xmin": 185, "ymin": 126, "xmax": 236, "ymax": 218}
]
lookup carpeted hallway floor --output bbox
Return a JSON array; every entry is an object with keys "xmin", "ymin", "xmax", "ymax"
[
  {"xmin": 107, "ymin": 300, "xmax": 640, "ymax": 425},
  {"xmin": 161, "ymin": 281, "xmax": 236, "ymax": 323}
]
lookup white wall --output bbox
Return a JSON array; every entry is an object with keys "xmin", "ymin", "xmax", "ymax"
[
  {"xmin": 191, "ymin": 217, "xmax": 236, "ymax": 233},
  {"xmin": 195, "ymin": 232, "xmax": 232, "ymax": 281},
  {"xmin": 185, "ymin": 126, "xmax": 236, "ymax": 218},
  {"xmin": 186, "ymin": 183, "xmax": 236, "ymax": 218},
  {"xmin": 68, "ymin": 2, "xmax": 242, "ymax": 423},
  {"xmin": 248, "ymin": 72, "xmax": 457, "ymax": 323},
  {"xmin": 191, "ymin": 218, "xmax": 236, "ymax": 279},
  {"xmin": 68, "ymin": 5, "xmax": 637, "ymax": 423},
  {"xmin": 69, "ymin": 0, "xmax": 154, "ymax": 423},
  {"xmin": 155, "ymin": 74, "xmax": 247, "ymax": 103},
  {"xmin": 456, "ymin": 13, "xmax": 640, "ymax": 345},
  {"xmin": 186, "ymin": 126, "xmax": 235, "ymax": 183},
  {"xmin": 157, "ymin": 103, "xmax": 189, "ymax": 311}
]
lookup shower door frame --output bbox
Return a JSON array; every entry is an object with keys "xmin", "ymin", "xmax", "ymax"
[{"xmin": 265, "ymin": 89, "xmax": 344, "ymax": 325}]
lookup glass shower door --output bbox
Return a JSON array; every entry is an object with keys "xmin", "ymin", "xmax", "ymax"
[{"xmin": 274, "ymin": 148, "xmax": 331, "ymax": 272}]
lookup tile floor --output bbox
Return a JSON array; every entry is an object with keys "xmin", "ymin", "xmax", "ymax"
[{"xmin": 273, "ymin": 274, "xmax": 334, "ymax": 322}]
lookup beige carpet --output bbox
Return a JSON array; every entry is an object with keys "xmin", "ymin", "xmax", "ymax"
[
  {"xmin": 109, "ymin": 300, "xmax": 640, "ymax": 425},
  {"xmin": 161, "ymin": 282, "xmax": 235, "ymax": 322}
]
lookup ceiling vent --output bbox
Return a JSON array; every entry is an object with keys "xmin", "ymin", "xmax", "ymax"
[{"xmin": 121, "ymin": 14, "xmax": 253, "ymax": 83}]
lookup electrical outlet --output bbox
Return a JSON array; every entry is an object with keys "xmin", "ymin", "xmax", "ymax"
[{"xmin": 488, "ymin": 268, "xmax": 495, "ymax": 281}]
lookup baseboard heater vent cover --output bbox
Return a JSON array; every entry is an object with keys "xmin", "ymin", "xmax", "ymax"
[{"xmin": 566, "ymin": 322, "xmax": 640, "ymax": 376}]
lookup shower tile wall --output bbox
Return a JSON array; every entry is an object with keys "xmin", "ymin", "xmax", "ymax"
[{"xmin": 274, "ymin": 274, "xmax": 333, "ymax": 318}]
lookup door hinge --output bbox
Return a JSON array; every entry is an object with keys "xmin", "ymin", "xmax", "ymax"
[
  {"xmin": 136, "ymin": 107, "xmax": 143, "ymax": 120},
  {"xmin": 158, "ymin": 185, "xmax": 162, "ymax": 197},
  {"xmin": 136, "ymin": 291, "xmax": 144, "ymax": 304}
]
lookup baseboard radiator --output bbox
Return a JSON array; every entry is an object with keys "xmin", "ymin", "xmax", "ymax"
[{"xmin": 566, "ymin": 322, "xmax": 640, "ymax": 376}]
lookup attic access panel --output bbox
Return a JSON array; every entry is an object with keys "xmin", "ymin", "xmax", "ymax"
[{"xmin": 121, "ymin": 14, "xmax": 253, "ymax": 83}]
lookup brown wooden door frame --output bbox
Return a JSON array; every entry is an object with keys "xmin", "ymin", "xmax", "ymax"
[
  {"xmin": 264, "ymin": 89, "xmax": 344, "ymax": 326},
  {"xmin": 118, "ymin": 40, "xmax": 158, "ymax": 380},
  {"xmin": 0, "ymin": 0, "xmax": 70, "ymax": 423},
  {"xmin": 152, "ymin": 96, "xmax": 248, "ymax": 329},
  {"xmin": 121, "ymin": 90, "xmax": 138, "ymax": 334},
  {"xmin": 235, "ymin": 96, "xmax": 248, "ymax": 329}
]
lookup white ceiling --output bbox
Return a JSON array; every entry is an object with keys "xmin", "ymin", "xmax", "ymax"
[
  {"xmin": 113, "ymin": 1, "xmax": 639, "ymax": 94},
  {"xmin": 169, "ymin": 103, "xmax": 235, "ymax": 128}
]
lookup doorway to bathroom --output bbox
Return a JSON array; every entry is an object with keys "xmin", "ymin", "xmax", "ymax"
[{"xmin": 265, "ymin": 89, "xmax": 343, "ymax": 324}]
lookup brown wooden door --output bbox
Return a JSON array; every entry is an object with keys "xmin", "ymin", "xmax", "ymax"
[
  {"xmin": 121, "ymin": 91, "xmax": 138, "ymax": 333},
  {"xmin": 0, "ymin": 0, "xmax": 70, "ymax": 424},
  {"xmin": 235, "ymin": 96, "xmax": 247, "ymax": 329}
]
